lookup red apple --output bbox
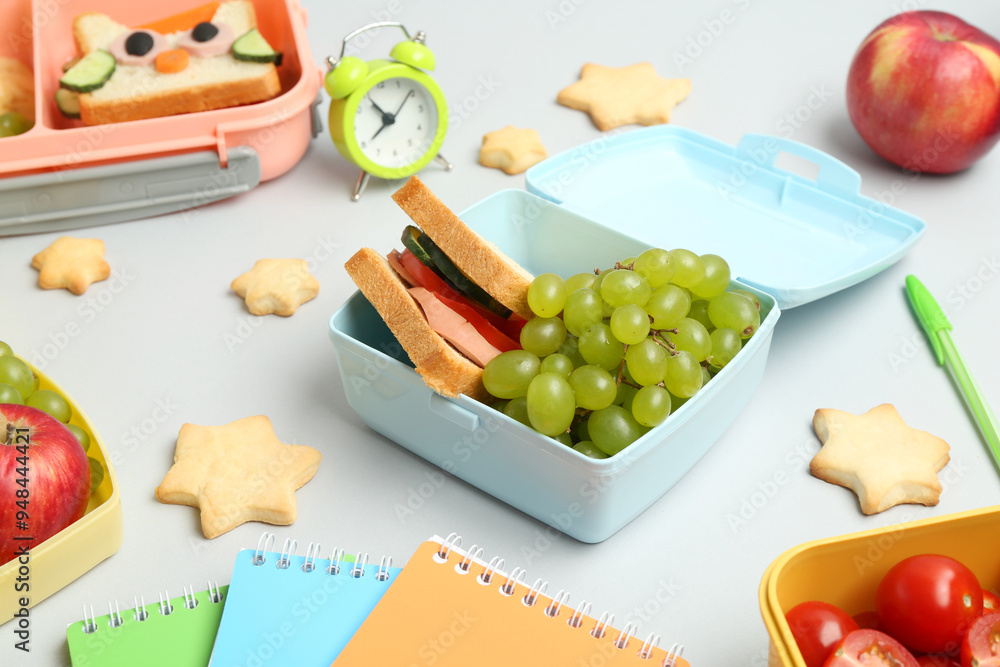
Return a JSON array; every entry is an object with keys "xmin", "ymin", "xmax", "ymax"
[
  {"xmin": 0, "ymin": 404, "xmax": 90, "ymax": 566},
  {"xmin": 846, "ymin": 10, "xmax": 1000, "ymax": 173}
]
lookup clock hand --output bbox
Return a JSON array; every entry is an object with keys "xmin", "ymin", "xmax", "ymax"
[
  {"xmin": 392, "ymin": 89, "xmax": 414, "ymax": 117},
  {"xmin": 367, "ymin": 94, "xmax": 388, "ymax": 117},
  {"xmin": 369, "ymin": 90, "xmax": 414, "ymax": 141}
]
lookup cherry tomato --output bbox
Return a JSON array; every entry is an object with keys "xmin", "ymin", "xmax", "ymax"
[
  {"xmin": 876, "ymin": 554, "xmax": 983, "ymax": 654},
  {"xmin": 960, "ymin": 611, "xmax": 1000, "ymax": 667},
  {"xmin": 853, "ymin": 610, "xmax": 882, "ymax": 632},
  {"xmin": 786, "ymin": 601, "xmax": 860, "ymax": 667},
  {"xmin": 824, "ymin": 629, "xmax": 919, "ymax": 666},
  {"xmin": 983, "ymin": 590, "xmax": 1000, "ymax": 614},
  {"xmin": 916, "ymin": 655, "xmax": 961, "ymax": 666}
]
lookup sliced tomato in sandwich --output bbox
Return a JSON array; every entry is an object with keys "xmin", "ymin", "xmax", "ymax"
[{"xmin": 395, "ymin": 249, "xmax": 523, "ymax": 352}]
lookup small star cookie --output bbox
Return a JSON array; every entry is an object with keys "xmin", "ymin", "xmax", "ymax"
[
  {"xmin": 31, "ymin": 236, "xmax": 111, "ymax": 295},
  {"xmin": 155, "ymin": 415, "xmax": 322, "ymax": 539},
  {"xmin": 810, "ymin": 404, "xmax": 951, "ymax": 515},
  {"xmin": 557, "ymin": 62, "xmax": 691, "ymax": 131},
  {"xmin": 479, "ymin": 126, "xmax": 548, "ymax": 175},
  {"xmin": 231, "ymin": 258, "xmax": 319, "ymax": 316}
]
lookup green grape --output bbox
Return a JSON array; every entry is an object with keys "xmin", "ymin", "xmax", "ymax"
[
  {"xmin": 26, "ymin": 389, "xmax": 72, "ymax": 423},
  {"xmin": 503, "ymin": 396, "xmax": 531, "ymax": 427},
  {"xmin": 708, "ymin": 327, "xmax": 741, "ymax": 370},
  {"xmin": 670, "ymin": 249, "xmax": 705, "ymax": 288},
  {"xmin": 701, "ymin": 365, "xmax": 712, "ymax": 386},
  {"xmin": 0, "ymin": 383, "xmax": 22, "ymax": 404},
  {"xmin": 520, "ymin": 317, "xmax": 567, "ymax": 357},
  {"xmin": 568, "ymin": 365, "xmax": 617, "ymax": 411},
  {"xmin": 632, "ymin": 248, "xmax": 675, "ymax": 287},
  {"xmin": 687, "ymin": 299, "xmax": 714, "ymax": 332},
  {"xmin": 623, "ymin": 338, "xmax": 667, "ymax": 386},
  {"xmin": 30, "ymin": 370, "xmax": 38, "ymax": 394},
  {"xmin": 664, "ymin": 350, "xmax": 703, "ymax": 398},
  {"xmin": 609, "ymin": 304, "xmax": 650, "ymax": 345},
  {"xmin": 572, "ymin": 440, "xmax": 609, "ymax": 459},
  {"xmin": 0, "ymin": 112, "xmax": 32, "ymax": 137},
  {"xmin": 613, "ymin": 383, "xmax": 638, "ymax": 411},
  {"xmin": 599, "ymin": 269, "xmax": 651, "ymax": 308},
  {"xmin": 539, "ymin": 353, "xmax": 574, "ymax": 378},
  {"xmin": 732, "ymin": 289, "xmax": 761, "ymax": 313},
  {"xmin": 665, "ymin": 318, "xmax": 712, "ymax": 362},
  {"xmin": 553, "ymin": 432, "xmax": 574, "ymax": 447},
  {"xmin": 669, "ymin": 391, "xmax": 689, "ymax": 411},
  {"xmin": 631, "ymin": 385, "xmax": 672, "ymax": 427},
  {"xmin": 0, "ymin": 356, "xmax": 34, "ymax": 400},
  {"xmin": 0, "ymin": 341, "xmax": 12, "ymax": 357},
  {"xmin": 690, "ymin": 254, "xmax": 731, "ymax": 298},
  {"xmin": 587, "ymin": 405, "xmax": 647, "ymax": 456},
  {"xmin": 526, "ymin": 374, "xmax": 576, "ymax": 437},
  {"xmin": 482, "ymin": 350, "xmax": 540, "ymax": 399},
  {"xmin": 557, "ymin": 337, "xmax": 587, "ymax": 369},
  {"xmin": 527, "ymin": 273, "xmax": 567, "ymax": 318},
  {"xmin": 67, "ymin": 423, "xmax": 91, "ymax": 452},
  {"xmin": 571, "ymin": 416, "xmax": 590, "ymax": 442},
  {"xmin": 619, "ymin": 256, "xmax": 636, "ymax": 267},
  {"xmin": 564, "ymin": 272, "xmax": 598, "ymax": 294},
  {"xmin": 708, "ymin": 291, "xmax": 761, "ymax": 339},
  {"xmin": 645, "ymin": 285, "xmax": 691, "ymax": 329},
  {"xmin": 563, "ymin": 288, "xmax": 604, "ymax": 336},
  {"xmin": 89, "ymin": 456, "xmax": 104, "ymax": 494},
  {"xmin": 578, "ymin": 322, "xmax": 624, "ymax": 371}
]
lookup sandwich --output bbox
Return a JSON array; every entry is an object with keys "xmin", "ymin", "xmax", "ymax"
[
  {"xmin": 58, "ymin": 1, "xmax": 282, "ymax": 124},
  {"xmin": 345, "ymin": 176, "xmax": 534, "ymax": 401}
]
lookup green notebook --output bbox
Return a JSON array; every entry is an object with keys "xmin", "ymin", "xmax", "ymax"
[{"xmin": 66, "ymin": 584, "xmax": 228, "ymax": 666}]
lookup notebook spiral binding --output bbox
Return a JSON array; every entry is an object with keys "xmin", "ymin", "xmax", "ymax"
[
  {"xmin": 249, "ymin": 531, "xmax": 394, "ymax": 581},
  {"xmin": 78, "ymin": 580, "xmax": 225, "ymax": 635},
  {"xmin": 435, "ymin": 532, "xmax": 685, "ymax": 666}
]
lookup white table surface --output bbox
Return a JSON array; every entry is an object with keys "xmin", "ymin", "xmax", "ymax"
[{"xmin": 4, "ymin": 0, "xmax": 1000, "ymax": 664}]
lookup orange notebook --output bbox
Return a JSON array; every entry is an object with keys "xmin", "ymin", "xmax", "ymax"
[{"xmin": 332, "ymin": 534, "xmax": 690, "ymax": 666}]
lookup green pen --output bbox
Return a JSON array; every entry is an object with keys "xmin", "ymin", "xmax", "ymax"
[{"xmin": 905, "ymin": 274, "xmax": 1000, "ymax": 470}]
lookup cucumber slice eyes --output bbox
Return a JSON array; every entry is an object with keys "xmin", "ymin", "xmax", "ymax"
[
  {"xmin": 232, "ymin": 28, "xmax": 282, "ymax": 65},
  {"xmin": 55, "ymin": 88, "xmax": 81, "ymax": 119},
  {"xmin": 59, "ymin": 49, "xmax": 116, "ymax": 93}
]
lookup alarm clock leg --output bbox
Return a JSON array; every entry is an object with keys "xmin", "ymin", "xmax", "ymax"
[
  {"xmin": 352, "ymin": 170, "xmax": 371, "ymax": 201},
  {"xmin": 434, "ymin": 153, "xmax": 455, "ymax": 171}
]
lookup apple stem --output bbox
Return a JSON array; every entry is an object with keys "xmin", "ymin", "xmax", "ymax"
[{"xmin": 3, "ymin": 422, "xmax": 13, "ymax": 446}]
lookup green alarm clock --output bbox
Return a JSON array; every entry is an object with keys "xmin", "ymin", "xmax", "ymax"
[{"xmin": 325, "ymin": 22, "xmax": 452, "ymax": 200}]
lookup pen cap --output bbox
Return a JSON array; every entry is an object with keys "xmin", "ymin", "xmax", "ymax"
[{"xmin": 904, "ymin": 275, "xmax": 952, "ymax": 364}]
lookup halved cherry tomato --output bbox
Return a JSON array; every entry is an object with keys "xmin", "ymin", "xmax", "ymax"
[
  {"xmin": 824, "ymin": 629, "xmax": 919, "ymax": 666},
  {"xmin": 786, "ymin": 601, "xmax": 859, "ymax": 667},
  {"xmin": 876, "ymin": 554, "xmax": 983, "ymax": 654},
  {"xmin": 960, "ymin": 612, "xmax": 1000, "ymax": 667},
  {"xmin": 983, "ymin": 589, "xmax": 1000, "ymax": 614}
]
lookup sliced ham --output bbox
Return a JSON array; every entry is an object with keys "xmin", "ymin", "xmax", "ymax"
[
  {"xmin": 387, "ymin": 249, "xmax": 418, "ymax": 287},
  {"xmin": 407, "ymin": 287, "xmax": 503, "ymax": 367}
]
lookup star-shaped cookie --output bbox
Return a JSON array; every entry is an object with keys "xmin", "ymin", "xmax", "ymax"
[
  {"xmin": 479, "ymin": 126, "xmax": 548, "ymax": 174},
  {"xmin": 810, "ymin": 404, "xmax": 950, "ymax": 515},
  {"xmin": 155, "ymin": 415, "xmax": 322, "ymax": 538},
  {"xmin": 31, "ymin": 236, "xmax": 111, "ymax": 295},
  {"xmin": 557, "ymin": 62, "xmax": 691, "ymax": 131},
  {"xmin": 231, "ymin": 258, "xmax": 319, "ymax": 316}
]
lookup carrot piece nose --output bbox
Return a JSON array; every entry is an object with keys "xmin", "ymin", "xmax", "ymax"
[{"xmin": 155, "ymin": 48, "xmax": 190, "ymax": 74}]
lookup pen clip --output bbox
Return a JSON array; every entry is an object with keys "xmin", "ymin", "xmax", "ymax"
[{"xmin": 905, "ymin": 275, "xmax": 951, "ymax": 365}]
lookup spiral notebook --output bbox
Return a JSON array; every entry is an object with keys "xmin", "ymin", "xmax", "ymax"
[
  {"xmin": 66, "ymin": 583, "xmax": 228, "ymax": 666},
  {"xmin": 333, "ymin": 534, "xmax": 689, "ymax": 666},
  {"xmin": 208, "ymin": 533, "xmax": 402, "ymax": 667}
]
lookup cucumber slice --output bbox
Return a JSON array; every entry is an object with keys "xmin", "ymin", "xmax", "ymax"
[
  {"xmin": 417, "ymin": 230, "xmax": 512, "ymax": 318},
  {"xmin": 59, "ymin": 49, "xmax": 116, "ymax": 93},
  {"xmin": 400, "ymin": 226, "xmax": 434, "ymax": 265},
  {"xmin": 232, "ymin": 28, "xmax": 282, "ymax": 65},
  {"xmin": 55, "ymin": 88, "xmax": 81, "ymax": 119}
]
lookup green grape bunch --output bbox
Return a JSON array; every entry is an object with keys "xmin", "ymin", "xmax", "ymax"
[{"xmin": 483, "ymin": 248, "xmax": 762, "ymax": 458}]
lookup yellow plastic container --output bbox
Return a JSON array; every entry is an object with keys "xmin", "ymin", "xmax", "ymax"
[
  {"xmin": 0, "ymin": 363, "xmax": 123, "ymax": 624},
  {"xmin": 759, "ymin": 505, "xmax": 1000, "ymax": 666}
]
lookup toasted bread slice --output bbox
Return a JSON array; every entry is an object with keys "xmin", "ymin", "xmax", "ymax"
[
  {"xmin": 345, "ymin": 247, "xmax": 490, "ymax": 402},
  {"xmin": 72, "ymin": 1, "xmax": 280, "ymax": 124},
  {"xmin": 391, "ymin": 176, "xmax": 534, "ymax": 321}
]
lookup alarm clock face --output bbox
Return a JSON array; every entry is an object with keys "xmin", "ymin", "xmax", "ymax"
[{"xmin": 353, "ymin": 77, "xmax": 441, "ymax": 169}]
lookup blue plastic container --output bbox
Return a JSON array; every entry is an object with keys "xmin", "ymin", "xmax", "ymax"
[{"xmin": 328, "ymin": 127, "xmax": 925, "ymax": 543}]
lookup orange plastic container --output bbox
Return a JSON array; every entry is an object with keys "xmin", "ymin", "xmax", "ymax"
[
  {"xmin": 0, "ymin": 363, "xmax": 123, "ymax": 624},
  {"xmin": 0, "ymin": 0, "xmax": 321, "ymax": 233},
  {"xmin": 759, "ymin": 505, "xmax": 1000, "ymax": 665}
]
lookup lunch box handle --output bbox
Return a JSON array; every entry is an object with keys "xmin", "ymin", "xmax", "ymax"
[
  {"xmin": 427, "ymin": 394, "xmax": 481, "ymax": 432},
  {"xmin": 735, "ymin": 134, "xmax": 861, "ymax": 200}
]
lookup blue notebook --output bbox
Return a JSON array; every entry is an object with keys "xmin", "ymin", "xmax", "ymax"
[{"xmin": 208, "ymin": 533, "xmax": 400, "ymax": 667}]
